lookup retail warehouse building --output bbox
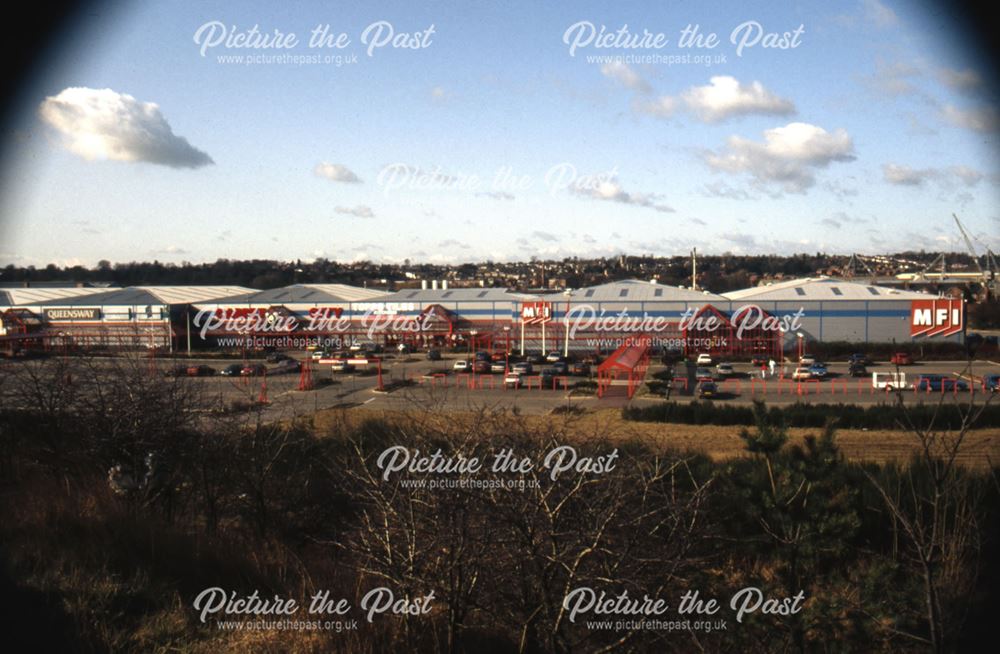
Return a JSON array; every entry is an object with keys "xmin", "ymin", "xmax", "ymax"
[{"xmin": 0, "ymin": 277, "xmax": 964, "ymax": 357}]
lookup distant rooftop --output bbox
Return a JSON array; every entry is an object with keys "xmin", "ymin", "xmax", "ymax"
[
  {"xmin": 722, "ymin": 277, "xmax": 936, "ymax": 301},
  {"xmin": 25, "ymin": 286, "xmax": 257, "ymax": 307},
  {"xmin": 568, "ymin": 279, "xmax": 725, "ymax": 302},
  {"xmin": 206, "ymin": 283, "xmax": 385, "ymax": 305},
  {"xmin": 373, "ymin": 287, "xmax": 534, "ymax": 303}
]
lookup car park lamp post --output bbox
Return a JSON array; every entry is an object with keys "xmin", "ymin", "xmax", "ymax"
[
  {"xmin": 563, "ymin": 289, "xmax": 573, "ymax": 359},
  {"xmin": 796, "ymin": 332, "xmax": 804, "ymax": 361}
]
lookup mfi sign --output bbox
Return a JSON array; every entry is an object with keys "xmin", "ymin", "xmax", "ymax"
[
  {"xmin": 520, "ymin": 301, "xmax": 552, "ymax": 324},
  {"xmin": 911, "ymin": 299, "xmax": 963, "ymax": 338}
]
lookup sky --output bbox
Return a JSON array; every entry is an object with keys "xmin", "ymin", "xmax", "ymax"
[{"xmin": 0, "ymin": 0, "xmax": 997, "ymax": 266}]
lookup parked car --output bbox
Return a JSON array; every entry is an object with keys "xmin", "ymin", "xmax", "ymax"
[
  {"xmin": 186, "ymin": 364, "xmax": 215, "ymax": 377},
  {"xmin": 426, "ymin": 349, "xmax": 442, "ymax": 361},
  {"xmin": 872, "ymin": 372, "xmax": 908, "ymax": 391},
  {"xmin": 220, "ymin": 363, "xmax": 243, "ymax": 376},
  {"xmin": 545, "ymin": 351, "xmax": 562, "ymax": 363},
  {"xmin": 890, "ymin": 352, "xmax": 914, "ymax": 366},
  {"xmin": 984, "ymin": 374, "xmax": 1000, "ymax": 392},
  {"xmin": 750, "ymin": 355, "xmax": 768, "ymax": 367},
  {"xmin": 808, "ymin": 362, "xmax": 828, "ymax": 378},
  {"xmin": 163, "ymin": 364, "xmax": 189, "ymax": 377},
  {"xmin": 550, "ymin": 361, "xmax": 569, "ymax": 375},
  {"xmin": 849, "ymin": 362, "xmax": 868, "ymax": 377},
  {"xmin": 490, "ymin": 361, "xmax": 507, "ymax": 374},
  {"xmin": 396, "ymin": 343, "xmax": 411, "ymax": 354},
  {"xmin": 504, "ymin": 372, "xmax": 523, "ymax": 388},
  {"xmin": 697, "ymin": 380, "xmax": 719, "ymax": 399},
  {"xmin": 453, "ymin": 360, "xmax": 470, "ymax": 372},
  {"xmin": 474, "ymin": 350, "xmax": 491, "ymax": 362},
  {"xmin": 799, "ymin": 354, "xmax": 816, "ymax": 366},
  {"xmin": 266, "ymin": 352, "xmax": 292, "ymax": 363},
  {"xmin": 330, "ymin": 360, "xmax": 354, "ymax": 373},
  {"xmin": 570, "ymin": 362, "xmax": 591, "ymax": 376},
  {"xmin": 695, "ymin": 353, "xmax": 713, "ymax": 365},
  {"xmin": 512, "ymin": 362, "xmax": 533, "ymax": 375},
  {"xmin": 527, "ymin": 354, "xmax": 544, "ymax": 364},
  {"xmin": 472, "ymin": 360, "xmax": 490, "ymax": 374},
  {"xmin": 848, "ymin": 353, "xmax": 872, "ymax": 366},
  {"xmin": 695, "ymin": 367, "xmax": 714, "ymax": 380},
  {"xmin": 715, "ymin": 362, "xmax": 735, "ymax": 377},
  {"xmin": 312, "ymin": 349, "xmax": 330, "ymax": 361},
  {"xmin": 241, "ymin": 363, "xmax": 267, "ymax": 376},
  {"xmin": 792, "ymin": 367, "xmax": 813, "ymax": 381},
  {"xmin": 913, "ymin": 375, "xmax": 968, "ymax": 392}
]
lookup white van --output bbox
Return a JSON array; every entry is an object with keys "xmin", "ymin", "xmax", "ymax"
[{"xmin": 872, "ymin": 372, "xmax": 908, "ymax": 391}]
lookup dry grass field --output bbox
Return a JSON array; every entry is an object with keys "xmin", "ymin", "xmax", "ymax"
[{"xmin": 311, "ymin": 406, "xmax": 1000, "ymax": 471}]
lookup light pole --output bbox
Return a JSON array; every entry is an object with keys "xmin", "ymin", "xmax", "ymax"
[
  {"xmin": 563, "ymin": 289, "xmax": 573, "ymax": 358},
  {"xmin": 796, "ymin": 332, "xmax": 804, "ymax": 362}
]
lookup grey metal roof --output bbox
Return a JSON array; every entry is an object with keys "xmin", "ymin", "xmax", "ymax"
[
  {"xmin": 373, "ymin": 287, "xmax": 534, "ymax": 303},
  {"xmin": 723, "ymin": 277, "xmax": 935, "ymax": 301},
  {"xmin": 568, "ymin": 279, "xmax": 725, "ymax": 302},
  {"xmin": 31, "ymin": 288, "xmax": 165, "ymax": 307},
  {"xmin": 209, "ymin": 283, "xmax": 385, "ymax": 305}
]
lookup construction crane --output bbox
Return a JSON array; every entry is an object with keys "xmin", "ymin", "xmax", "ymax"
[
  {"xmin": 953, "ymin": 213, "xmax": 998, "ymax": 296},
  {"xmin": 845, "ymin": 253, "xmax": 879, "ymax": 282}
]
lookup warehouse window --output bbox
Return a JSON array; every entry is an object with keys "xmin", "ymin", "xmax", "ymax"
[
  {"xmin": 654, "ymin": 288, "xmax": 663, "ymax": 297},
  {"xmin": 477, "ymin": 290, "xmax": 488, "ymax": 298},
  {"xmin": 795, "ymin": 288, "xmax": 806, "ymax": 296},
  {"xmin": 584, "ymin": 289, "xmax": 595, "ymax": 297},
  {"xmin": 830, "ymin": 287, "xmax": 843, "ymax": 296},
  {"xmin": 442, "ymin": 291, "xmax": 453, "ymax": 298},
  {"xmin": 405, "ymin": 291, "xmax": 418, "ymax": 298},
  {"xmin": 867, "ymin": 287, "xmax": 880, "ymax": 296},
  {"xmin": 619, "ymin": 289, "xmax": 629, "ymax": 297}
]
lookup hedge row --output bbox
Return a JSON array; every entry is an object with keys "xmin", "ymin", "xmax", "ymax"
[{"xmin": 622, "ymin": 400, "xmax": 1000, "ymax": 429}]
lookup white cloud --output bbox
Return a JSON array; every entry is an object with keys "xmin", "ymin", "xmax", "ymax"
[
  {"xmin": 600, "ymin": 62, "xmax": 650, "ymax": 93},
  {"xmin": 568, "ymin": 175, "xmax": 674, "ymax": 213},
  {"xmin": 863, "ymin": 0, "xmax": 899, "ymax": 28},
  {"xmin": 935, "ymin": 67, "xmax": 982, "ymax": 93},
  {"xmin": 681, "ymin": 76, "xmax": 795, "ymax": 122},
  {"xmin": 882, "ymin": 163, "xmax": 934, "ymax": 186},
  {"xmin": 942, "ymin": 104, "xmax": 999, "ymax": 133},
  {"xmin": 865, "ymin": 61, "xmax": 921, "ymax": 96},
  {"xmin": 883, "ymin": 163, "xmax": 985, "ymax": 187},
  {"xmin": 38, "ymin": 87, "xmax": 212, "ymax": 168},
  {"xmin": 631, "ymin": 95, "xmax": 677, "ymax": 118},
  {"xmin": 334, "ymin": 205, "xmax": 375, "ymax": 218},
  {"xmin": 478, "ymin": 190, "xmax": 515, "ymax": 200},
  {"xmin": 315, "ymin": 162, "xmax": 362, "ymax": 183},
  {"xmin": 704, "ymin": 122, "xmax": 856, "ymax": 193}
]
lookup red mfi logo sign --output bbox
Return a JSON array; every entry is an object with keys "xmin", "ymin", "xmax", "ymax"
[
  {"xmin": 521, "ymin": 302, "xmax": 552, "ymax": 324},
  {"xmin": 910, "ymin": 299, "xmax": 963, "ymax": 337}
]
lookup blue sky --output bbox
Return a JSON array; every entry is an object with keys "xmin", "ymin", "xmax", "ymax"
[{"xmin": 0, "ymin": 0, "xmax": 997, "ymax": 266}]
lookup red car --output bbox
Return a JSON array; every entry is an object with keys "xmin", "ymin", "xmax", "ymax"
[
  {"xmin": 241, "ymin": 363, "xmax": 267, "ymax": 376},
  {"xmin": 890, "ymin": 352, "xmax": 914, "ymax": 366}
]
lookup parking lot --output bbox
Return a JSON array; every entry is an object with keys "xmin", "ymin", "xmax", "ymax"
[{"xmin": 5, "ymin": 349, "xmax": 995, "ymax": 419}]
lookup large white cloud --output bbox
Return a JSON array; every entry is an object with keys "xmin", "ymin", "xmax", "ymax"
[
  {"xmin": 38, "ymin": 87, "xmax": 212, "ymax": 168},
  {"xmin": 682, "ymin": 76, "xmax": 795, "ymax": 122},
  {"xmin": 705, "ymin": 122, "xmax": 855, "ymax": 193},
  {"xmin": 314, "ymin": 162, "xmax": 362, "ymax": 183}
]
